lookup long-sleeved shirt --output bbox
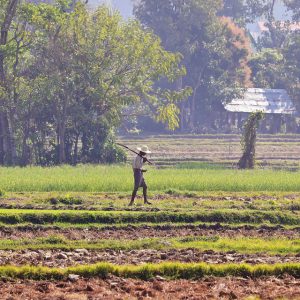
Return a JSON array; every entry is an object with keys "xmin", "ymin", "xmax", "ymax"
[{"xmin": 132, "ymin": 154, "xmax": 144, "ymax": 169}]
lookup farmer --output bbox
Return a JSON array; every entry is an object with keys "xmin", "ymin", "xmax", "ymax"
[{"xmin": 129, "ymin": 145, "xmax": 152, "ymax": 206}]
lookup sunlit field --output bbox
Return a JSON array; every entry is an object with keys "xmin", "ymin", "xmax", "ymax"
[
  {"xmin": 0, "ymin": 136, "xmax": 299, "ymax": 299},
  {"xmin": 0, "ymin": 165, "xmax": 300, "ymax": 192}
]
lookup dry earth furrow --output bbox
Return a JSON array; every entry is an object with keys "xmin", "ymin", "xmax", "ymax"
[
  {"xmin": 0, "ymin": 226, "xmax": 299, "ymax": 240},
  {"xmin": 1, "ymin": 276, "xmax": 300, "ymax": 300},
  {"xmin": 1, "ymin": 249, "xmax": 300, "ymax": 267}
]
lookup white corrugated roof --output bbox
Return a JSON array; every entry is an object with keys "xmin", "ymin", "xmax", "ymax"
[{"xmin": 224, "ymin": 88, "xmax": 296, "ymax": 114}]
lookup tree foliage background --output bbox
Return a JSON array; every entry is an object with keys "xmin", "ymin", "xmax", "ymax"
[
  {"xmin": 1, "ymin": 0, "xmax": 300, "ymax": 166},
  {"xmin": 134, "ymin": 0, "xmax": 300, "ymax": 134},
  {"xmin": 0, "ymin": 0, "xmax": 189, "ymax": 166}
]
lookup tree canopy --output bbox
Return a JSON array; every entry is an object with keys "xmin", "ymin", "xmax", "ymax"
[
  {"xmin": 135, "ymin": 0, "xmax": 252, "ymax": 131},
  {"xmin": 0, "ymin": 0, "xmax": 189, "ymax": 166}
]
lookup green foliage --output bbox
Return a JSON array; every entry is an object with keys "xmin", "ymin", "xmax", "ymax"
[
  {"xmin": 0, "ymin": 1, "xmax": 188, "ymax": 166},
  {"xmin": 135, "ymin": 0, "xmax": 251, "ymax": 131},
  {"xmin": 285, "ymin": 0, "xmax": 300, "ymax": 21},
  {"xmin": 284, "ymin": 33, "xmax": 300, "ymax": 112},
  {"xmin": 249, "ymin": 49, "xmax": 286, "ymax": 88}
]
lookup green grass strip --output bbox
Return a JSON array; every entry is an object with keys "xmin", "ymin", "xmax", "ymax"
[
  {"xmin": 0, "ymin": 209, "xmax": 298, "ymax": 225},
  {"xmin": 1, "ymin": 236, "xmax": 299, "ymax": 255},
  {"xmin": 0, "ymin": 165, "xmax": 300, "ymax": 192},
  {"xmin": 0, "ymin": 262, "xmax": 300, "ymax": 280}
]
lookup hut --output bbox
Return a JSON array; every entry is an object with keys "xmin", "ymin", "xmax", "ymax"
[{"xmin": 224, "ymin": 88, "xmax": 297, "ymax": 133}]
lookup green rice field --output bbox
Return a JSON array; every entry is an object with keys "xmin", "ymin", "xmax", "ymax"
[
  {"xmin": 0, "ymin": 165, "xmax": 299, "ymax": 192},
  {"xmin": 0, "ymin": 135, "xmax": 300, "ymax": 299}
]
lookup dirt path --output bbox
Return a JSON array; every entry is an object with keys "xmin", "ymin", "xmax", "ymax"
[
  {"xmin": 1, "ymin": 249, "xmax": 300, "ymax": 267},
  {"xmin": 0, "ymin": 225, "xmax": 299, "ymax": 240},
  {"xmin": 1, "ymin": 275, "xmax": 300, "ymax": 300}
]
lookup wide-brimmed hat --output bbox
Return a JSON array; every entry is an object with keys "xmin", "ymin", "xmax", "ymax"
[{"xmin": 137, "ymin": 145, "xmax": 151, "ymax": 154}]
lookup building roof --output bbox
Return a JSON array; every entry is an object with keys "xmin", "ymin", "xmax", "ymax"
[{"xmin": 224, "ymin": 88, "xmax": 296, "ymax": 114}]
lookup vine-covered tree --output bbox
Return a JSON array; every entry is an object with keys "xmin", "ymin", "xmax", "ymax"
[{"xmin": 238, "ymin": 112, "xmax": 264, "ymax": 169}]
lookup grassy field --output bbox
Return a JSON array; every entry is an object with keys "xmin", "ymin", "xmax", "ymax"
[
  {"xmin": 0, "ymin": 135, "xmax": 300, "ymax": 298},
  {"xmin": 0, "ymin": 165, "xmax": 300, "ymax": 192}
]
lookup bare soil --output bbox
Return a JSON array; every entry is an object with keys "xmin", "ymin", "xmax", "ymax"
[
  {"xmin": 1, "ymin": 249, "xmax": 299, "ymax": 267},
  {"xmin": 0, "ymin": 225, "xmax": 299, "ymax": 240},
  {"xmin": 1, "ymin": 275, "xmax": 300, "ymax": 300}
]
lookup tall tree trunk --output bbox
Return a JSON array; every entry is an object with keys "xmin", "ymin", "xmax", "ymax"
[
  {"xmin": 189, "ymin": 71, "xmax": 203, "ymax": 131},
  {"xmin": 21, "ymin": 123, "xmax": 30, "ymax": 166},
  {"xmin": 73, "ymin": 133, "xmax": 79, "ymax": 165},
  {"xmin": 8, "ymin": 110, "xmax": 17, "ymax": 165},
  {"xmin": 176, "ymin": 77, "xmax": 186, "ymax": 132},
  {"xmin": 0, "ymin": 0, "xmax": 19, "ymax": 165},
  {"xmin": 57, "ymin": 93, "xmax": 68, "ymax": 164},
  {"xmin": 189, "ymin": 91, "xmax": 197, "ymax": 131},
  {"xmin": 0, "ymin": 116, "xmax": 4, "ymax": 164},
  {"xmin": 0, "ymin": 112, "xmax": 12, "ymax": 164},
  {"xmin": 81, "ymin": 132, "xmax": 89, "ymax": 162},
  {"xmin": 58, "ymin": 121, "xmax": 66, "ymax": 164}
]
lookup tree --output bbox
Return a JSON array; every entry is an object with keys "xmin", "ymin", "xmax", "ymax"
[
  {"xmin": 249, "ymin": 48, "xmax": 286, "ymax": 88},
  {"xmin": 0, "ymin": 1, "xmax": 190, "ymax": 165},
  {"xmin": 135, "ymin": 0, "xmax": 251, "ymax": 132},
  {"xmin": 284, "ymin": 0, "xmax": 300, "ymax": 21},
  {"xmin": 238, "ymin": 112, "xmax": 264, "ymax": 169},
  {"xmin": 0, "ymin": 0, "xmax": 19, "ymax": 165},
  {"xmin": 284, "ymin": 32, "xmax": 300, "ymax": 113},
  {"xmin": 218, "ymin": 0, "xmax": 247, "ymax": 24}
]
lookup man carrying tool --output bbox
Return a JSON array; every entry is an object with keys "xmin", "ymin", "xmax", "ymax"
[{"xmin": 129, "ymin": 145, "xmax": 152, "ymax": 206}]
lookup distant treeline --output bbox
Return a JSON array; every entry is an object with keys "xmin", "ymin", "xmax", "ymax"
[{"xmin": 133, "ymin": 0, "xmax": 300, "ymax": 134}]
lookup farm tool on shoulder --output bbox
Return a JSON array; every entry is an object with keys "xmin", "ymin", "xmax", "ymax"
[{"xmin": 116, "ymin": 143, "xmax": 155, "ymax": 166}]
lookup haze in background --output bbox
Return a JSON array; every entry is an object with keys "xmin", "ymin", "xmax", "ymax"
[
  {"xmin": 92, "ymin": 1, "xmax": 288, "ymax": 20},
  {"xmin": 89, "ymin": 0, "xmax": 133, "ymax": 18}
]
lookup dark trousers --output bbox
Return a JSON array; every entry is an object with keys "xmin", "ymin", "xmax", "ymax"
[{"xmin": 130, "ymin": 169, "xmax": 147, "ymax": 203}]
